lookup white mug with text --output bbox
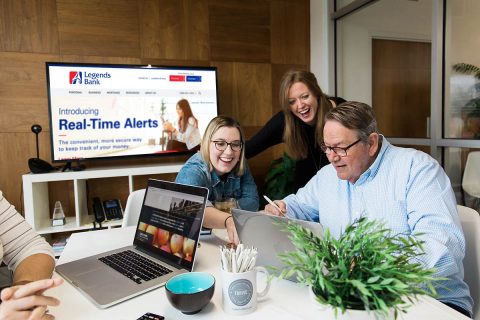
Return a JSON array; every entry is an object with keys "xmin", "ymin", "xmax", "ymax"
[{"xmin": 221, "ymin": 266, "xmax": 270, "ymax": 315}]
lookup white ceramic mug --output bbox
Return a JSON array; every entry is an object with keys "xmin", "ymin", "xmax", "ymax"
[{"xmin": 221, "ymin": 266, "xmax": 270, "ymax": 315}]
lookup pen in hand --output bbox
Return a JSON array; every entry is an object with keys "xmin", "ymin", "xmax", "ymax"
[{"xmin": 263, "ymin": 195, "xmax": 284, "ymax": 216}]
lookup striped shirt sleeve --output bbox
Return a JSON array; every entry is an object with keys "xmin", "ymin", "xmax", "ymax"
[{"xmin": 0, "ymin": 191, "xmax": 54, "ymax": 272}]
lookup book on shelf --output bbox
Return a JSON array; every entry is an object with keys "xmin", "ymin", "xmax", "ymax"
[{"xmin": 52, "ymin": 237, "xmax": 69, "ymax": 257}]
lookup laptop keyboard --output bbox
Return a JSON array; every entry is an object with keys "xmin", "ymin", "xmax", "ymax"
[{"xmin": 99, "ymin": 250, "xmax": 172, "ymax": 284}]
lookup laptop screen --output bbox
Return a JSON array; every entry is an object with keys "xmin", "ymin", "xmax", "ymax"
[{"xmin": 133, "ymin": 179, "xmax": 208, "ymax": 271}]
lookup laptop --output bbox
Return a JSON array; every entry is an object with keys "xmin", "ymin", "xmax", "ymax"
[
  {"xmin": 232, "ymin": 208, "xmax": 323, "ymax": 280},
  {"xmin": 56, "ymin": 179, "xmax": 208, "ymax": 308}
]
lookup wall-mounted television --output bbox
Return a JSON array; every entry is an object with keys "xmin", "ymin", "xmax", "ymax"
[{"xmin": 46, "ymin": 62, "xmax": 218, "ymax": 164}]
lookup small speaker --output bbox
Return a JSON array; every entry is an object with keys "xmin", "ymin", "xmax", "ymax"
[{"xmin": 28, "ymin": 158, "xmax": 54, "ymax": 174}]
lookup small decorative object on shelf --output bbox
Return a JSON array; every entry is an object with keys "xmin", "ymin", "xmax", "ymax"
[{"xmin": 52, "ymin": 201, "xmax": 66, "ymax": 227}]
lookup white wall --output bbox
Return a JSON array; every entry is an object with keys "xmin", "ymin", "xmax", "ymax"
[
  {"xmin": 310, "ymin": 0, "xmax": 334, "ymax": 95},
  {"xmin": 448, "ymin": 0, "xmax": 480, "ymax": 67}
]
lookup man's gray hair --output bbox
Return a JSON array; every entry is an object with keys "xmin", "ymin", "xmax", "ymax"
[{"xmin": 324, "ymin": 101, "xmax": 378, "ymax": 141}]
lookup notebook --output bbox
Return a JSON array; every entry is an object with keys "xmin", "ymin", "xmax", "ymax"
[
  {"xmin": 55, "ymin": 179, "xmax": 208, "ymax": 308},
  {"xmin": 231, "ymin": 208, "xmax": 323, "ymax": 281}
]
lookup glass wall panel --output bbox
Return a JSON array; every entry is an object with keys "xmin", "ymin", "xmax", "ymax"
[
  {"xmin": 444, "ymin": 147, "xmax": 480, "ymax": 212},
  {"xmin": 335, "ymin": 0, "xmax": 432, "ymax": 138},
  {"xmin": 336, "ymin": 0, "xmax": 357, "ymax": 8},
  {"xmin": 444, "ymin": 1, "xmax": 480, "ymax": 139},
  {"xmin": 395, "ymin": 144, "xmax": 430, "ymax": 155}
]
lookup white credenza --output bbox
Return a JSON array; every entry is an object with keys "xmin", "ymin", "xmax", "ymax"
[{"xmin": 22, "ymin": 163, "xmax": 183, "ymax": 235}]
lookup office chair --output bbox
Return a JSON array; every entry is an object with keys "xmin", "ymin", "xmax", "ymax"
[
  {"xmin": 457, "ymin": 205, "xmax": 480, "ymax": 320},
  {"xmin": 462, "ymin": 151, "xmax": 480, "ymax": 212},
  {"xmin": 122, "ymin": 189, "xmax": 146, "ymax": 228}
]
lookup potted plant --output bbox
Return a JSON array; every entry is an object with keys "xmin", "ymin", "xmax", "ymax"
[{"xmin": 277, "ymin": 217, "xmax": 438, "ymax": 319}]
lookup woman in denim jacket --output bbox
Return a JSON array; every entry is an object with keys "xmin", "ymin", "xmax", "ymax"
[{"xmin": 176, "ymin": 116, "xmax": 259, "ymax": 244}]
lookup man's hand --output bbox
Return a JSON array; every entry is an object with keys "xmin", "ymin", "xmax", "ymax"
[
  {"xmin": 0, "ymin": 278, "xmax": 63, "ymax": 320},
  {"xmin": 264, "ymin": 200, "xmax": 287, "ymax": 216}
]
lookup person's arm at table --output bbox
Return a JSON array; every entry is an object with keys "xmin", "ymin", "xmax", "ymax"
[
  {"xmin": 203, "ymin": 206, "xmax": 239, "ymax": 245},
  {"xmin": 0, "ymin": 191, "xmax": 55, "ymax": 284},
  {"xmin": 13, "ymin": 253, "xmax": 55, "ymax": 285},
  {"xmin": 0, "ymin": 191, "xmax": 60, "ymax": 318}
]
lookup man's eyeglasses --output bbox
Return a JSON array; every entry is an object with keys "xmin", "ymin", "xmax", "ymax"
[
  {"xmin": 212, "ymin": 140, "xmax": 243, "ymax": 152},
  {"xmin": 320, "ymin": 139, "xmax": 361, "ymax": 157}
]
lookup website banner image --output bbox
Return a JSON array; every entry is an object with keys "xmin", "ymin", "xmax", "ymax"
[
  {"xmin": 135, "ymin": 187, "xmax": 204, "ymax": 263},
  {"xmin": 48, "ymin": 65, "xmax": 217, "ymax": 161}
]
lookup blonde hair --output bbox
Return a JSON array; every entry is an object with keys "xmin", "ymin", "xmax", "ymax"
[
  {"xmin": 200, "ymin": 115, "xmax": 246, "ymax": 176},
  {"xmin": 280, "ymin": 70, "xmax": 332, "ymax": 160}
]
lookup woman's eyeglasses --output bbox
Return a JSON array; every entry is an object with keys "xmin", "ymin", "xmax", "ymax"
[
  {"xmin": 320, "ymin": 139, "xmax": 361, "ymax": 157},
  {"xmin": 212, "ymin": 140, "xmax": 243, "ymax": 152}
]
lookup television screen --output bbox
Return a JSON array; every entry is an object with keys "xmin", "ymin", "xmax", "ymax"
[{"xmin": 46, "ymin": 62, "xmax": 218, "ymax": 163}]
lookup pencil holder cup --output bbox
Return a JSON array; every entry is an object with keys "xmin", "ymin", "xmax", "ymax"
[{"xmin": 221, "ymin": 266, "xmax": 270, "ymax": 315}]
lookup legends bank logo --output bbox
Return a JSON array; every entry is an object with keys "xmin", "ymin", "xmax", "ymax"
[
  {"xmin": 69, "ymin": 71, "xmax": 82, "ymax": 84},
  {"xmin": 69, "ymin": 71, "xmax": 111, "ymax": 85}
]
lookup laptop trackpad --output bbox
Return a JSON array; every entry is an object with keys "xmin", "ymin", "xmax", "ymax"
[
  {"xmin": 66, "ymin": 261, "xmax": 124, "ymax": 289},
  {"xmin": 75, "ymin": 270, "xmax": 119, "ymax": 288}
]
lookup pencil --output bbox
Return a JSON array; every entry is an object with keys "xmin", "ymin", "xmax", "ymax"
[{"xmin": 263, "ymin": 195, "xmax": 284, "ymax": 215}]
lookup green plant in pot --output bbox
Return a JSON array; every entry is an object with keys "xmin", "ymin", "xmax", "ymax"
[
  {"xmin": 278, "ymin": 217, "xmax": 439, "ymax": 319},
  {"xmin": 261, "ymin": 153, "xmax": 295, "ymax": 207}
]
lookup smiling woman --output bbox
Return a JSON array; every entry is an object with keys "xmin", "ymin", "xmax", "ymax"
[
  {"xmin": 175, "ymin": 116, "xmax": 259, "ymax": 245},
  {"xmin": 245, "ymin": 69, "xmax": 345, "ymax": 192},
  {"xmin": 209, "ymin": 128, "xmax": 243, "ymax": 176}
]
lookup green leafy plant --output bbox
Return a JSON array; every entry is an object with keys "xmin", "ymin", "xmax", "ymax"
[
  {"xmin": 278, "ymin": 217, "xmax": 439, "ymax": 319},
  {"xmin": 261, "ymin": 153, "xmax": 295, "ymax": 207},
  {"xmin": 452, "ymin": 62, "xmax": 480, "ymax": 138},
  {"xmin": 452, "ymin": 62, "xmax": 480, "ymax": 79}
]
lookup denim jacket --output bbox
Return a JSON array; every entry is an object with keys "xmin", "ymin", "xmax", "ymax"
[{"xmin": 175, "ymin": 153, "xmax": 259, "ymax": 211}]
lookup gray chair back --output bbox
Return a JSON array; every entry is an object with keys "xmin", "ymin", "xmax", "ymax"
[{"xmin": 122, "ymin": 189, "xmax": 146, "ymax": 228}]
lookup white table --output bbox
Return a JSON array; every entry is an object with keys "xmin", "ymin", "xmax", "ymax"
[{"xmin": 49, "ymin": 227, "xmax": 469, "ymax": 320}]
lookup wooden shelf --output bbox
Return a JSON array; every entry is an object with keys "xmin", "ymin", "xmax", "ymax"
[{"xmin": 22, "ymin": 163, "xmax": 183, "ymax": 235}]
